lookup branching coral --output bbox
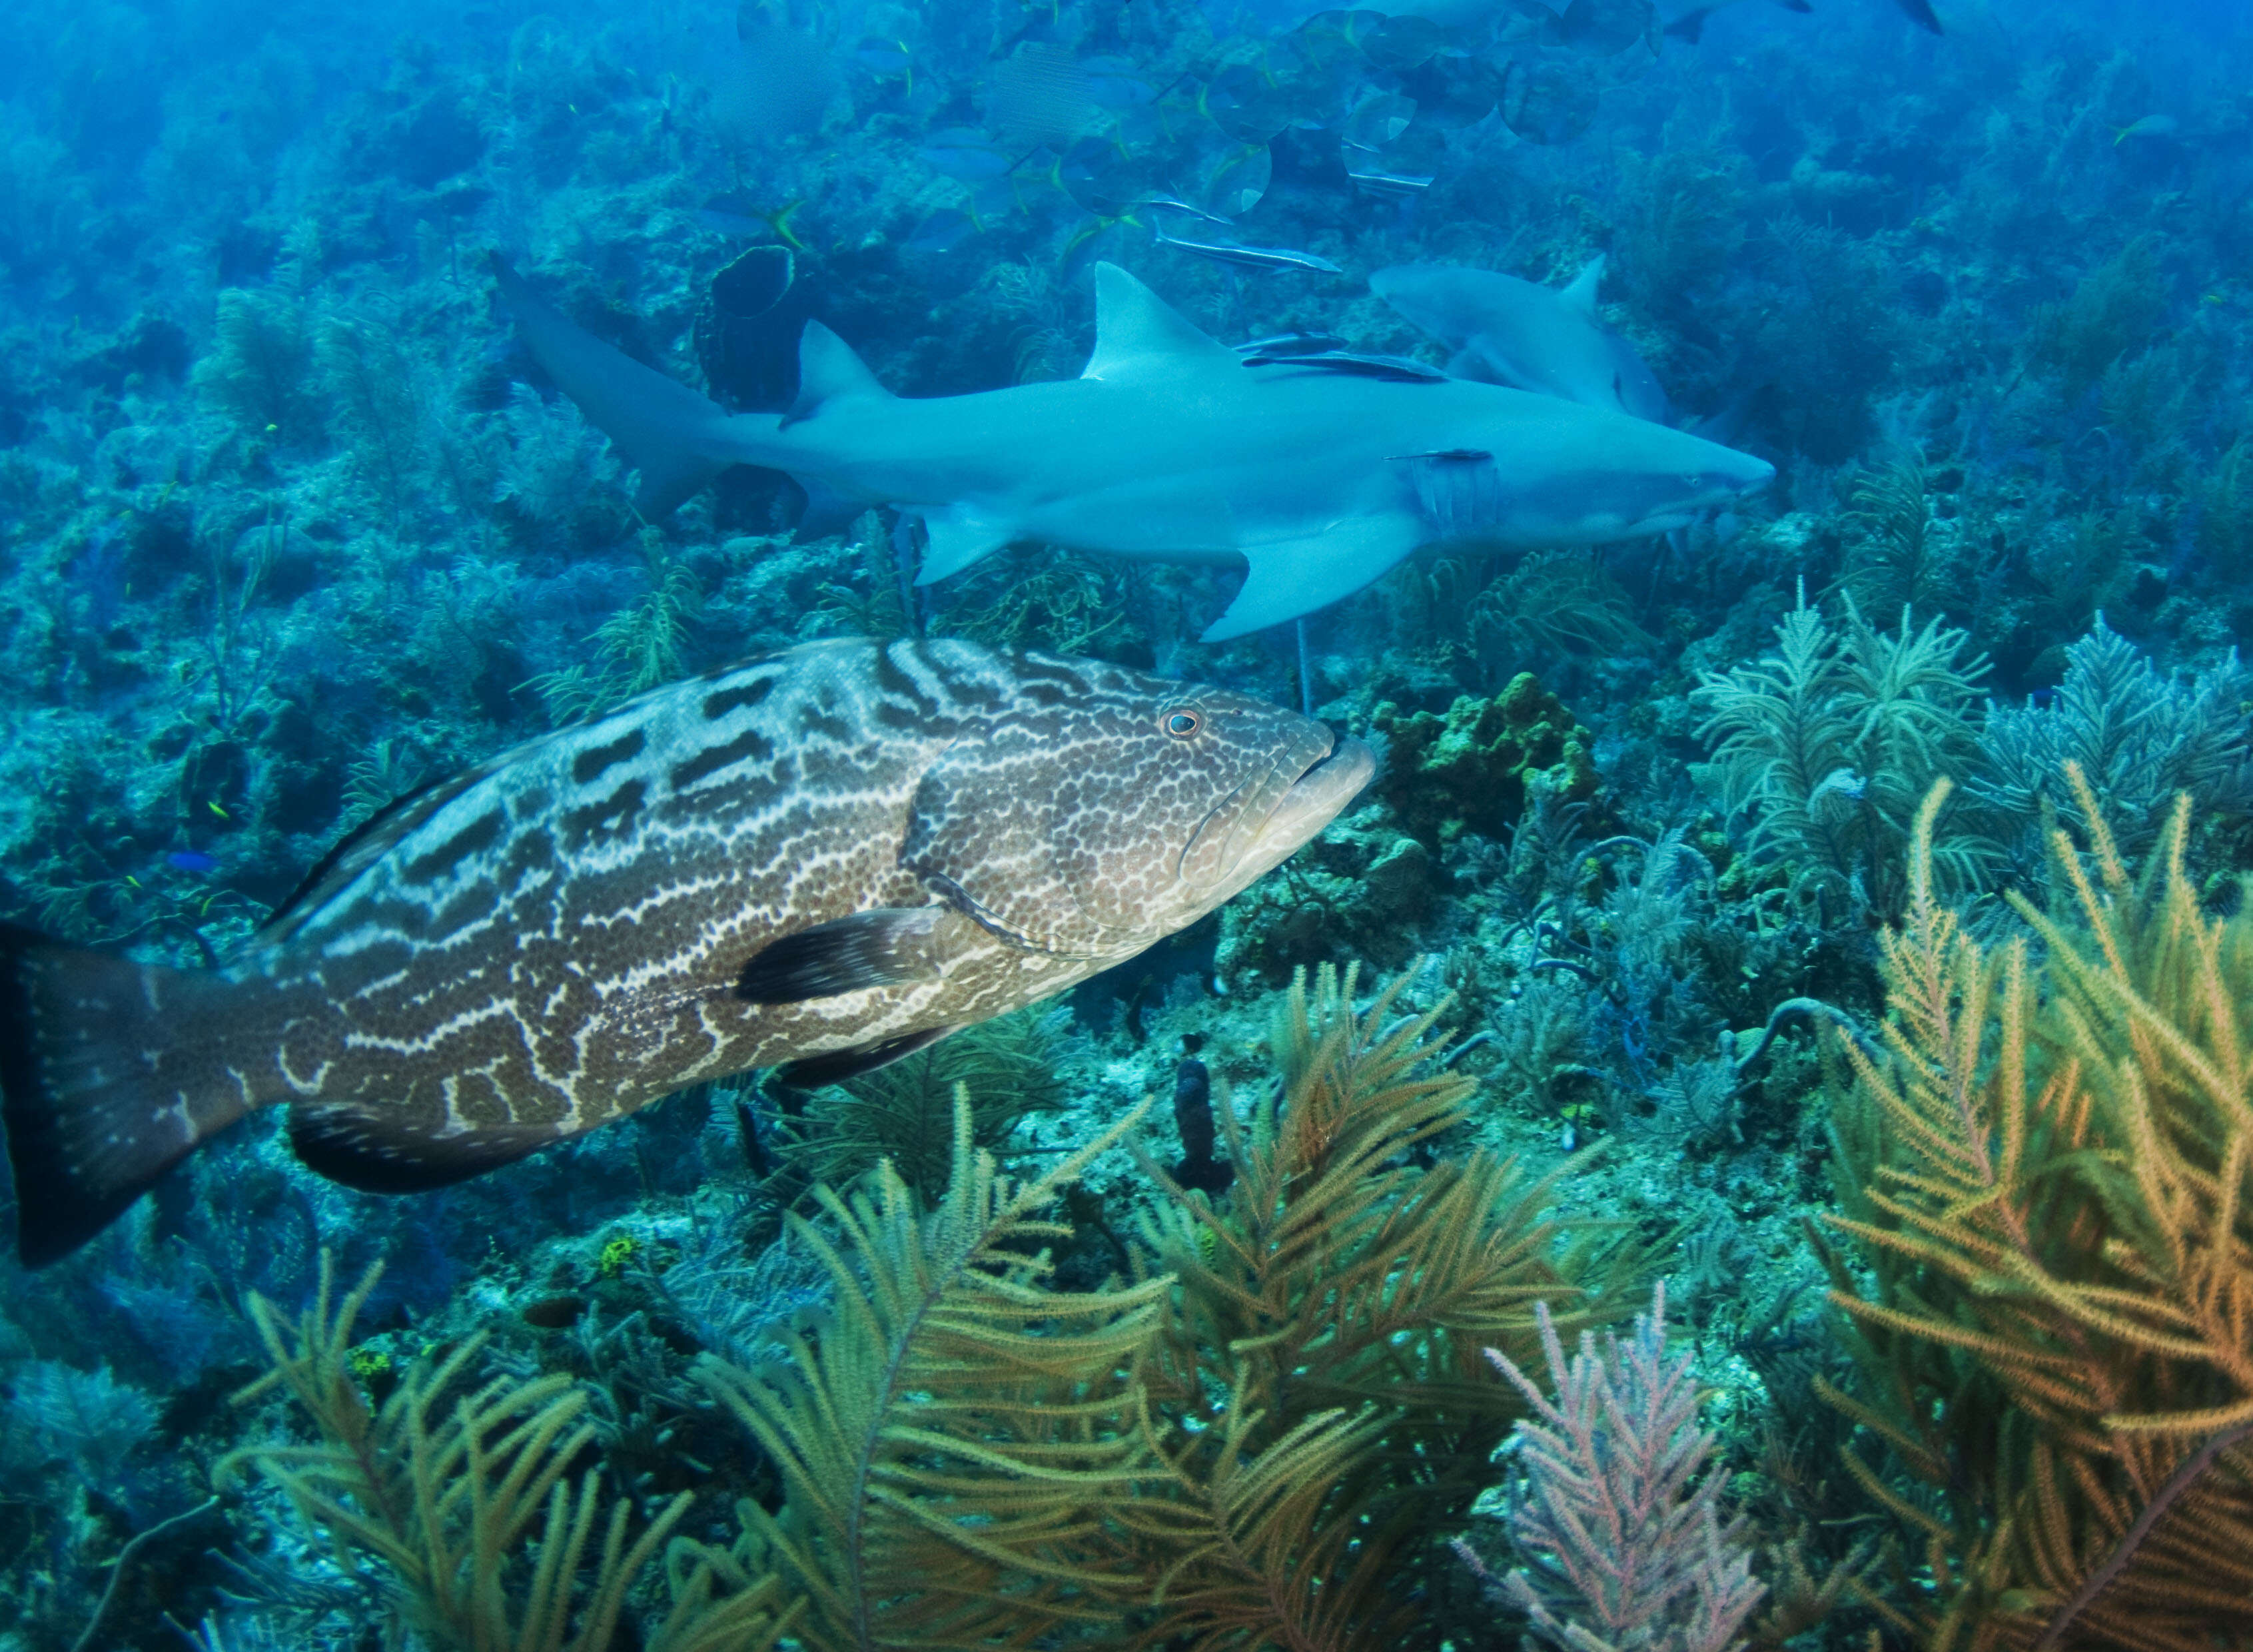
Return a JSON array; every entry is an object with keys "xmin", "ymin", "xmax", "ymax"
[
  {"xmin": 770, "ymin": 1007, "xmax": 1067, "ymax": 1202},
  {"xmin": 1464, "ymin": 1283, "xmax": 1765, "ymax": 1652},
  {"xmin": 1975, "ymin": 618, "xmax": 2253, "ymax": 851},
  {"xmin": 1817, "ymin": 771, "xmax": 2253, "ymax": 1651},
  {"xmin": 1126, "ymin": 967, "xmax": 1649, "ymax": 1650},
  {"xmin": 318, "ymin": 314, "xmax": 428, "ymax": 519},
  {"xmin": 219, "ymin": 1255, "xmax": 709, "ymax": 1652},
  {"xmin": 196, "ymin": 289, "xmax": 322, "ymax": 446},
  {"xmin": 1694, "ymin": 586, "xmax": 1988, "ymax": 917},
  {"xmin": 689, "ymin": 1097, "xmax": 1166, "ymax": 1652},
  {"xmin": 1841, "ymin": 454, "xmax": 1941, "ymax": 618},
  {"xmin": 526, "ymin": 534, "xmax": 703, "ymax": 725},
  {"xmin": 219, "ymin": 972, "xmax": 1645, "ymax": 1652},
  {"xmin": 2027, "ymin": 236, "xmax": 2169, "ymax": 400}
]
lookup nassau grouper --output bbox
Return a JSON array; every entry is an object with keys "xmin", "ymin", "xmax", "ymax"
[{"xmin": 0, "ymin": 637, "xmax": 1372, "ymax": 1265}]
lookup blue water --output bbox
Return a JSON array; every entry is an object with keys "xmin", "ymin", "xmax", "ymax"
[{"xmin": 3, "ymin": 0, "xmax": 2251, "ymax": 1643}]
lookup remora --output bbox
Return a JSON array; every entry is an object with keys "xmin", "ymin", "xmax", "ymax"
[
  {"xmin": 1, "ymin": 637, "xmax": 1372, "ymax": 1265},
  {"xmin": 495, "ymin": 258, "xmax": 1771, "ymax": 640}
]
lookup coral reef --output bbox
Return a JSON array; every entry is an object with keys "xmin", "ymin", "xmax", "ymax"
[
  {"xmin": 1819, "ymin": 775, "xmax": 2253, "ymax": 1650},
  {"xmin": 5, "ymin": 0, "xmax": 2253, "ymax": 1643},
  {"xmin": 1373, "ymin": 673, "xmax": 1599, "ymax": 846}
]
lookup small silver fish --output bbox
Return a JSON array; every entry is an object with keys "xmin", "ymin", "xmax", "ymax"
[
  {"xmin": 1152, "ymin": 221, "xmax": 1344, "ymax": 275},
  {"xmin": 1134, "ymin": 193, "xmax": 1236, "ymax": 226},
  {"xmin": 1346, "ymin": 164, "xmax": 1434, "ymax": 196},
  {"xmin": 1, "ymin": 637, "xmax": 1372, "ymax": 1264}
]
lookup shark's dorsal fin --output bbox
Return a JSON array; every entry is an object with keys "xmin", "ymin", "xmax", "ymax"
[
  {"xmin": 786, "ymin": 323, "xmax": 893, "ymax": 425},
  {"xmin": 1559, "ymin": 255, "xmax": 1606, "ymax": 320},
  {"xmin": 1083, "ymin": 264, "xmax": 1240, "ymax": 382}
]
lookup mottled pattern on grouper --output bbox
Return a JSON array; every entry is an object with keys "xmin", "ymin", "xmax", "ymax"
[{"xmin": 0, "ymin": 636, "xmax": 1372, "ymax": 1264}]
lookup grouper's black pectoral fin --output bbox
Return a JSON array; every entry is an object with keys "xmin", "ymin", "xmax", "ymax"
[
  {"xmin": 774, "ymin": 1025, "xmax": 961, "ymax": 1090},
  {"xmin": 735, "ymin": 907, "xmax": 947, "ymax": 1005},
  {"xmin": 287, "ymin": 1102, "xmax": 559, "ymax": 1194}
]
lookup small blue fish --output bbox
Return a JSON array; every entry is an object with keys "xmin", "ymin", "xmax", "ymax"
[
  {"xmin": 903, "ymin": 208, "xmax": 979, "ymax": 255},
  {"xmin": 852, "ymin": 37, "xmax": 913, "ymax": 91},
  {"xmin": 917, "ymin": 128, "xmax": 1018, "ymax": 183},
  {"xmin": 1079, "ymin": 56, "xmax": 1161, "ymax": 109},
  {"xmin": 167, "ymin": 851, "xmax": 220, "ymax": 874}
]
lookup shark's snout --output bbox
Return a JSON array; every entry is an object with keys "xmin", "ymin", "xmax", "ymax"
[{"xmin": 1729, "ymin": 454, "xmax": 1778, "ymax": 495}]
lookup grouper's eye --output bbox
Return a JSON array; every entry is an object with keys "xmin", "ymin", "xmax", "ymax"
[{"xmin": 1162, "ymin": 709, "xmax": 1202, "ymax": 738}]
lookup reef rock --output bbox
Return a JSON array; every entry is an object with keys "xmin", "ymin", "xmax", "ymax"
[
  {"xmin": 1215, "ymin": 806, "xmax": 1435, "ymax": 990},
  {"xmin": 1371, "ymin": 673, "xmax": 1596, "ymax": 845}
]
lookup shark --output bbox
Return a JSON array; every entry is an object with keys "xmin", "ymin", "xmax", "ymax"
[
  {"xmin": 495, "ymin": 257, "xmax": 1771, "ymax": 641},
  {"xmin": 1372, "ymin": 257, "xmax": 1671, "ymax": 422}
]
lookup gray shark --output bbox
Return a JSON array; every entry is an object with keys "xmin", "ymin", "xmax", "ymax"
[
  {"xmin": 495, "ymin": 258, "xmax": 1769, "ymax": 641},
  {"xmin": 1372, "ymin": 258, "xmax": 1670, "ymax": 422}
]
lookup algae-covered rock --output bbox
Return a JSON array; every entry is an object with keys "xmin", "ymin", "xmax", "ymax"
[
  {"xmin": 1215, "ymin": 805, "xmax": 1434, "ymax": 989},
  {"xmin": 1372, "ymin": 673, "xmax": 1596, "ymax": 845}
]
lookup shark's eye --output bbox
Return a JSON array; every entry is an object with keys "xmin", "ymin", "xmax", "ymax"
[{"xmin": 1163, "ymin": 709, "xmax": 1202, "ymax": 739}]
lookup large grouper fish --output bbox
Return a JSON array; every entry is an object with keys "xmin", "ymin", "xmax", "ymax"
[{"xmin": 0, "ymin": 637, "xmax": 1372, "ymax": 1265}]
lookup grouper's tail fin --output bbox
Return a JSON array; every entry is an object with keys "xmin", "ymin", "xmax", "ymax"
[
  {"xmin": 492, "ymin": 255, "xmax": 758, "ymax": 516},
  {"xmin": 1, "ymin": 925, "xmax": 254, "ymax": 1266}
]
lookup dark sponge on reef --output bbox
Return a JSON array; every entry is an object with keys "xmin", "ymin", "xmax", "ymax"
[
  {"xmin": 693, "ymin": 244, "xmax": 815, "ymax": 411},
  {"xmin": 1372, "ymin": 673, "xmax": 1597, "ymax": 845}
]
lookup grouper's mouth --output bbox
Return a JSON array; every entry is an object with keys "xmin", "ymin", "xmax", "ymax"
[{"xmin": 1221, "ymin": 734, "xmax": 1376, "ymax": 893}]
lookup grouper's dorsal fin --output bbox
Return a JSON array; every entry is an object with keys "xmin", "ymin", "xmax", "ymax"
[
  {"xmin": 785, "ymin": 323, "xmax": 892, "ymax": 425},
  {"xmin": 1082, "ymin": 263, "xmax": 1240, "ymax": 382},
  {"xmin": 1559, "ymin": 255, "xmax": 1606, "ymax": 320},
  {"xmin": 258, "ymin": 760, "xmax": 504, "ymax": 944}
]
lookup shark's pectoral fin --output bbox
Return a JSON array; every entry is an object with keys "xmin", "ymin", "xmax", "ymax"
[
  {"xmin": 915, "ymin": 506, "xmax": 1017, "ymax": 583},
  {"xmin": 1200, "ymin": 514, "xmax": 1428, "ymax": 642}
]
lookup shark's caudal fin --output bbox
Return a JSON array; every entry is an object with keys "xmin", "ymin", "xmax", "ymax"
[
  {"xmin": 1559, "ymin": 255, "xmax": 1607, "ymax": 319},
  {"xmin": 0, "ymin": 926, "xmax": 256, "ymax": 1265},
  {"xmin": 1200, "ymin": 514, "xmax": 1428, "ymax": 641},
  {"xmin": 492, "ymin": 256, "xmax": 740, "ymax": 515}
]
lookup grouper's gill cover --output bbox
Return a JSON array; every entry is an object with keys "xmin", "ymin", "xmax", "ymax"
[
  {"xmin": 901, "ymin": 684, "xmax": 1336, "ymax": 955},
  {"xmin": 0, "ymin": 637, "xmax": 1373, "ymax": 1266}
]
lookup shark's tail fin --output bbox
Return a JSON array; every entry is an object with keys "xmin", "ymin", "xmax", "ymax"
[
  {"xmin": 1, "ymin": 925, "xmax": 257, "ymax": 1266},
  {"xmin": 492, "ymin": 256, "xmax": 762, "ymax": 516}
]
